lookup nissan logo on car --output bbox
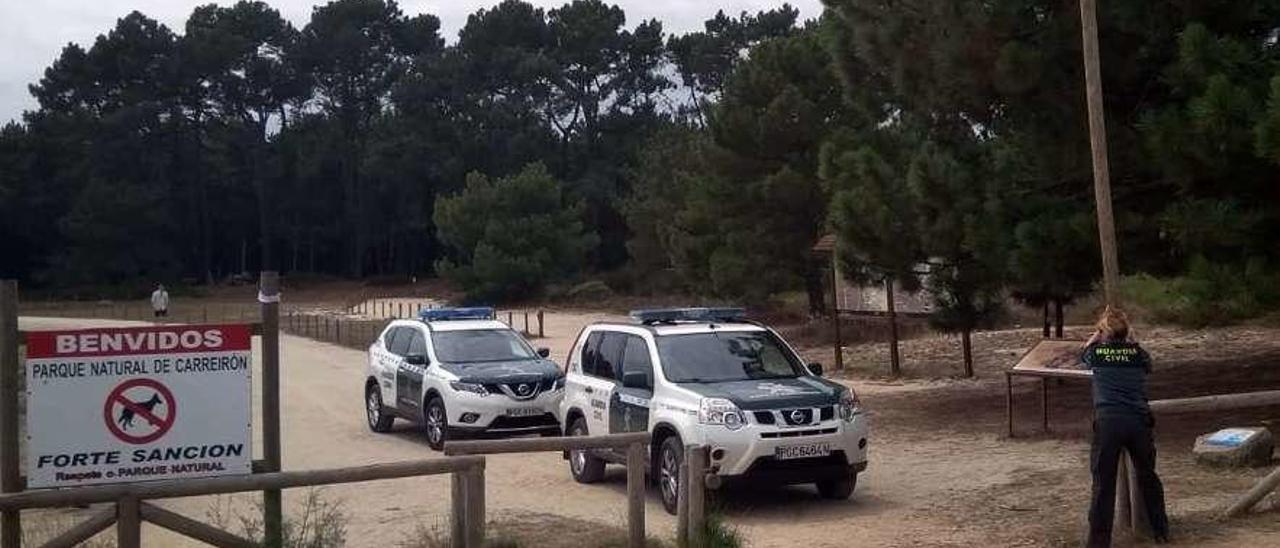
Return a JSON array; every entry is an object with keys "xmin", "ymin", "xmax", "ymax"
[
  {"xmin": 515, "ymin": 383, "xmax": 533, "ymax": 397},
  {"xmin": 790, "ymin": 410, "xmax": 806, "ymax": 424}
]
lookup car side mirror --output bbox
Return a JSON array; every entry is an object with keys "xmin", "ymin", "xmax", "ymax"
[
  {"xmin": 623, "ymin": 370, "xmax": 651, "ymax": 390},
  {"xmin": 807, "ymin": 362, "xmax": 824, "ymax": 377},
  {"xmin": 405, "ymin": 354, "xmax": 428, "ymax": 366},
  {"xmin": 537, "ymin": 347, "xmax": 550, "ymax": 358}
]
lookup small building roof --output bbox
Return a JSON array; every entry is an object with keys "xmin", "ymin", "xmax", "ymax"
[{"xmin": 812, "ymin": 234, "xmax": 837, "ymax": 253}]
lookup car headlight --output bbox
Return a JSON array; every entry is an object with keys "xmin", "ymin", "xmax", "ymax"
[
  {"xmin": 449, "ymin": 381, "xmax": 488, "ymax": 396},
  {"xmin": 699, "ymin": 398, "xmax": 746, "ymax": 431},
  {"xmin": 838, "ymin": 389, "xmax": 862, "ymax": 422}
]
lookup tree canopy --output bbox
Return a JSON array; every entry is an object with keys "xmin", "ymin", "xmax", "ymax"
[{"xmin": 2, "ymin": 0, "xmax": 1278, "ymax": 345}]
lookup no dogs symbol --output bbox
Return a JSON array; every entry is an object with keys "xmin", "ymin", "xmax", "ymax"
[{"xmin": 104, "ymin": 378, "xmax": 176, "ymax": 444}]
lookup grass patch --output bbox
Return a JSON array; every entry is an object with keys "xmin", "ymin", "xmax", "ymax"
[
  {"xmin": 206, "ymin": 489, "xmax": 347, "ymax": 548},
  {"xmin": 21, "ymin": 511, "xmax": 115, "ymax": 547},
  {"xmin": 396, "ymin": 522, "xmax": 525, "ymax": 548}
]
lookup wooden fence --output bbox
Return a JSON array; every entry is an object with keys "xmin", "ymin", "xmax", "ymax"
[
  {"xmin": 0, "ymin": 457, "xmax": 487, "ymax": 548},
  {"xmin": 443, "ymin": 433, "xmax": 712, "ymax": 548},
  {"xmin": 445, "ymin": 433, "xmax": 656, "ymax": 548}
]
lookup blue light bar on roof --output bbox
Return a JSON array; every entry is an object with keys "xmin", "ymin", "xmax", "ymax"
[
  {"xmin": 629, "ymin": 307, "xmax": 746, "ymax": 324},
  {"xmin": 418, "ymin": 307, "xmax": 495, "ymax": 322}
]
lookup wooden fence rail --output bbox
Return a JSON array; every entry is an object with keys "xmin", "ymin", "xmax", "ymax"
[{"xmin": 0, "ymin": 457, "xmax": 487, "ymax": 548}]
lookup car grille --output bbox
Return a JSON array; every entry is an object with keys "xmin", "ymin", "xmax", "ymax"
[
  {"xmin": 753, "ymin": 406, "xmax": 836, "ymax": 427},
  {"xmin": 482, "ymin": 381, "xmax": 544, "ymax": 400}
]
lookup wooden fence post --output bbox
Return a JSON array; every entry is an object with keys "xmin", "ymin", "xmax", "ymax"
[
  {"xmin": 117, "ymin": 496, "xmax": 141, "ymax": 548},
  {"xmin": 450, "ymin": 471, "xmax": 466, "ymax": 548},
  {"xmin": 1115, "ymin": 455, "xmax": 1131, "ymax": 534},
  {"xmin": 627, "ymin": 442, "xmax": 645, "ymax": 548},
  {"xmin": 885, "ymin": 279, "xmax": 901, "ymax": 377},
  {"xmin": 676, "ymin": 458, "xmax": 689, "ymax": 546},
  {"xmin": 523, "ymin": 311, "xmax": 529, "ymax": 336},
  {"xmin": 466, "ymin": 463, "xmax": 485, "ymax": 547},
  {"xmin": 685, "ymin": 445, "xmax": 707, "ymax": 547},
  {"xmin": 259, "ymin": 272, "xmax": 284, "ymax": 547},
  {"xmin": 1, "ymin": 280, "xmax": 21, "ymax": 548}
]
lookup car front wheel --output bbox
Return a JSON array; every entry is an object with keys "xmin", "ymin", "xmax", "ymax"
[
  {"xmin": 365, "ymin": 385, "xmax": 394, "ymax": 433},
  {"xmin": 658, "ymin": 435, "xmax": 684, "ymax": 515},
  {"xmin": 424, "ymin": 396, "xmax": 449, "ymax": 451},
  {"xmin": 567, "ymin": 418, "xmax": 605, "ymax": 483},
  {"xmin": 816, "ymin": 473, "xmax": 857, "ymax": 500}
]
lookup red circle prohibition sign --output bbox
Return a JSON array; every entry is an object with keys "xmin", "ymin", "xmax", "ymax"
[{"xmin": 103, "ymin": 378, "xmax": 177, "ymax": 444}]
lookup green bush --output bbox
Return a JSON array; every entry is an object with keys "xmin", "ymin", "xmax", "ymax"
[
  {"xmin": 434, "ymin": 164, "xmax": 599, "ymax": 302},
  {"xmin": 1123, "ymin": 258, "xmax": 1280, "ymax": 327},
  {"xmin": 566, "ymin": 280, "xmax": 614, "ymax": 303},
  {"xmin": 685, "ymin": 514, "xmax": 743, "ymax": 548}
]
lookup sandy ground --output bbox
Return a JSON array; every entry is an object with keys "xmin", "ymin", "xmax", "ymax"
[{"xmin": 13, "ymin": 314, "xmax": 1280, "ymax": 547}]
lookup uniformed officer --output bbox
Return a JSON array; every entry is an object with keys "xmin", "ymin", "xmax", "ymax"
[{"xmin": 1081, "ymin": 307, "xmax": 1169, "ymax": 546}]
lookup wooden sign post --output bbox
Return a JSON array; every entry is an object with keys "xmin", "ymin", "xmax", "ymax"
[{"xmin": 1, "ymin": 281, "xmax": 20, "ymax": 548}]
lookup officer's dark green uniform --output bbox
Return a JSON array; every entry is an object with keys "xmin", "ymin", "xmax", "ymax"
[{"xmin": 1082, "ymin": 340, "xmax": 1169, "ymax": 546}]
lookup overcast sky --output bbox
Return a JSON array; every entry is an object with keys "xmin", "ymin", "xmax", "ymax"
[{"xmin": 0, "ymin": 0, "xmax": 823, "ymax": 124}]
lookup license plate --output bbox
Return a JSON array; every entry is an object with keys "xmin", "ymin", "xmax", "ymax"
[
  {"xmin": 774, "ymin": 443, "xmax": 831, "ymax": 460},
  {"xmin": 505, "ymin": 408, "xmax": 542, "ymax": 417}
]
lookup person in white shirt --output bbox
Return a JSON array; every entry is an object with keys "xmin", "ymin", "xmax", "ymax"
[{"xmin": 150, "ymin": 284, "xmax": 170, "ymax": 318}]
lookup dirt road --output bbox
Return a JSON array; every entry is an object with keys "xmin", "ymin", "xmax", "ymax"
[{"xmin": 14, "ymin": 315, "xmax": 1280, "ymax": 547}]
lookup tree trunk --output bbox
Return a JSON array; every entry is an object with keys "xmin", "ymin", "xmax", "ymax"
[
  {"xmin": 1042, "ymin": 301, "xmax": 1051, "ymax": 338},
  {"xmin": 886, "ymin": 279, "xmax": 901, "ymax": 377},
  {"xmin": 1055, "ymin": 299, "xmax": 1065, "ymax": 339},
  {"xmin": 961, "ymin": 329, "xmax": 974, "ymax": 378}
]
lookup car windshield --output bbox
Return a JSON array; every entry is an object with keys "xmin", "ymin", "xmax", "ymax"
[
  {"xmin": 432, "ymin": 329, "xmax": 536, "ymax": 363},
  {"xmin": 656, "ymin": 331, "xmax": 804, "ymax": 383}
]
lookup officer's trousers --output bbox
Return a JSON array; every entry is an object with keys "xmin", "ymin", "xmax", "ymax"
[{"xmin": 1087, "ymin": 413, "xmax": 1169, "ymax": 547}]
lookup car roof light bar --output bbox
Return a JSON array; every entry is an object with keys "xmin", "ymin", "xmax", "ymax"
[
  {"xmin": 418, "ymin": 307, "xmax": 496, "ymax": 322},
  {"xmin": 629, "ymin": 307, "xmax": 746, "ymax": 325}
]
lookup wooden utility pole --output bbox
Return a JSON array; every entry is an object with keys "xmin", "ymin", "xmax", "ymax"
[
  {"xmin": 1080, "ymin": 0, "xmax": 1121, "ymax": 305},
  {"xmin": 1080, "ymin": 0, "xmax": 1147, "ymax": 537}
]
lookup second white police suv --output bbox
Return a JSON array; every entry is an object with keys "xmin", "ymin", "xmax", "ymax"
[
  {"xmin": 364, "ymin": 307, "xmax": 564, "ymax": 450},
  {"xmin": 560, "ymin": 308, "xmax": 869, "ymax": 514}
]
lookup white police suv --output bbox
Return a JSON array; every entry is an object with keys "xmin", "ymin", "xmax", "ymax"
[
  {"xmin": 364, "ymin": 307, "xmax": 564, "ymax": 450},
  {"xmin": 560, "ymin": 308, "xmax": 868, "ymax": 514}
]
